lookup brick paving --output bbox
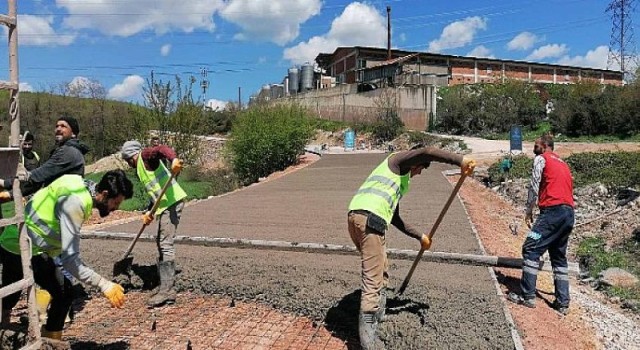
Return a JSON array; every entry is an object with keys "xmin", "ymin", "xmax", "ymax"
[{"xmin": 59, "ymin": 291, "xmax": 350, "ymax": 349}]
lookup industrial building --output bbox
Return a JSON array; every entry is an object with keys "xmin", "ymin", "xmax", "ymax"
[
  {"xmin": 315, "ymin": 46, "xmax": 623, "ymax": 88},
  {"xmin": 250, "ymin": 46, "xmax": 623, "ymax": 130}
]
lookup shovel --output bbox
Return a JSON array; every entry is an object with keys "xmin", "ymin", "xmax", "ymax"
[
  {"xmin": 112, "ymin": 171, "xmax": 176, "ymax": 277},
  {"xmin": 397, "ymin": 165, "xmax": 474, "ymax": 295}
]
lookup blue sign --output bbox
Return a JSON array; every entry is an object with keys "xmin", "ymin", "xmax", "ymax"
[
  {"xmin": 510, "ymin": 125, "xmax": 522, "ymax": 152},
  {"xmin": 344, "ymin": 129, "xmax": 355, "ymax": 150}
]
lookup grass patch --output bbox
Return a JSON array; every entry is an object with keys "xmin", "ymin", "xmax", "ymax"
[
  {"xmin": 576, "ymin": 237, "xmax": 630, "ymax": 278},
  {"xmin": 86, "ymin": 168, "xmax": 227, "ymax": 212}
]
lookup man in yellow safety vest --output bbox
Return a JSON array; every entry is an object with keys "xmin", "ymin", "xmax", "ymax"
[
  {"xmin": 347, "ymin": 145, "xmax": 475, "ymax": 349},
  {"xmin": 0, "ymin": 170, "xmax": 133, "ymax": 340},
  {"xmin": 121, "ymin": 140, "xmax": 186, "ymax": 308}
]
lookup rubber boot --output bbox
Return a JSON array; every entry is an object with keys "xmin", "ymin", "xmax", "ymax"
[
  {"xmin": 359, "ymin": 311, "xmax": 382, "ymax": 350},
  {"xmin": 147, "ymin": 261, "xmax": 176, "ymax": 308},
  {"xmin": 35, "ymin": 287, "xmax": 51, "ymax": 325},
  {"xmin": 41, "ymin": 326, "xmax": 63, "ymax": 340}
]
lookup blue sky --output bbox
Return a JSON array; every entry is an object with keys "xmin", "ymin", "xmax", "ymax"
[{"xmin": 0, "ymin": 0, "xmax": 637, "ymax": 108}]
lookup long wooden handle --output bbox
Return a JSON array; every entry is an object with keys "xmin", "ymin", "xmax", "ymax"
[
  {"xmin": 397, "ymin": 170, "xmax": 470, "ymax": 295},
  {"xmin": 119, "ymin": 171, "xmax": 176, "ymax": 260}
]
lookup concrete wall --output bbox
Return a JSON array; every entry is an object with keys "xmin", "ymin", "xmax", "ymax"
[{"xmin": 287, "ymin": 85, "xmax": 435, "ymax": 130}]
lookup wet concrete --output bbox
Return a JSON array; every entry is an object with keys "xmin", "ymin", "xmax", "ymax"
[{"xmin": 81, "ymin": 154, "xmax": 514, "ymax": 349}]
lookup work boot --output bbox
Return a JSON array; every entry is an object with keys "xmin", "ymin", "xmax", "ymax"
[
  {"xmin": 376, "ymin": 288, "xmax": 387, "ymax": 323},
  {"xmin": 507, "ymin": 292, "xmax": 536, "ymax": 308},
  {"xmin": 551, "ymin": 300, "xmax": 569, "ymax": 316},
  {"xmin": 359, "ymin": 311, "xmax": 383, "ymax": 350},
  {"xmin": 147, "ymin": 260, "xmax": 176, "ymax": 308}
]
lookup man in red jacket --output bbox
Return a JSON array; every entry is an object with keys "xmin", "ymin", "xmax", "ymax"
[{"xmin": 508, "ymin": 134, "xmax": 575, "ymax": 316}]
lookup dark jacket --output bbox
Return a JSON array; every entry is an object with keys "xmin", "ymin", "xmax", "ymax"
[{"xmin": 3, "ymin": 138, "xmax": 90, "ymax": 196}]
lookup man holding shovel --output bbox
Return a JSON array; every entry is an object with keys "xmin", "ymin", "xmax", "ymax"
[
  {"xmin": 120, "ymin": 140, "xmax": 186, "ymax": 307},
  {"xmin": 0, "ymin": 170, "xmax": 133, "ymax": 340},
  {"xmin": 347, "ymin": 145, "xmax": 475, "ymax": 349}
]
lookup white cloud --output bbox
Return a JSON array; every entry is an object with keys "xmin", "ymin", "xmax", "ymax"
[
  {"xmin": 467, "ymin": 45, "xmax": 494, "ymax": 58},
  {"xmin": 284, "ymin": 2, "xmax": 386, "ymax": 64},
  {"xmin": 4, "ymin": 15, "xmax": 76, "ymax": 46},
  {"xmin": 220, "ymin": 0, "xmax": 321, "ymax": 46},
  {"xmin": 160, "ymin": 44, "xmax": 172, "ymax": 56},
  {"xmin": 556, "ymin": 45, "xmax": 609, "ymax": 69},
  {"xmin": 428, "ymin": 16, "xmax": 487, "ymax": 53},
  {"xmin": 526, "ymin": 44, "xmax": 569, "ymax": 61},
  {"xmin": 399, "ymin": 33, "xmax": 407, "ymax": 43},
  {"xmin": 19, "ymin": 82, "xmax": 34, "ymax": 92},
  {"xmin": 107, "ymin": 75, "xmax": 145, "ymax": 100},
  {"xmin": 507, "ymin": 32, "xmax": 539, "ymax": 51},
  {"xmin": 58, "ymin": 0, "xmax": 225, "ymax": 37},
  {"xmin": 206, "ymin": 99, "xmax": 228, "ymax": 111}
]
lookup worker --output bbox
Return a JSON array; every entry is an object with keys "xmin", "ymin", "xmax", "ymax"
[
  {"xmin": 20, "ymin": 131, "xmax": 41, "ymax": 171},
  {"xmin": 0, "ymin": 116, "xmax": 89, "ymax": 197},
  {"xmin": 347, "ymin": 145, "xmax": 475, "ymax": 349},
  {"xmin": 0, "ymin": 170, "xmax": 133, "ymax": 339},
  {"xmin": 507, "ymin": 134, "xmax": 574, "ymax": 316},
  {"xmin": 149, "ymin": 136, "xmax": 161, "ymax": 147},
  {"xmin": 120, "ymin": 140, "xmax": 186, "ymax": 307}
]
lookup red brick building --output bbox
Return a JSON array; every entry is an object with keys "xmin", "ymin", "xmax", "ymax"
[{"xmin": 315, "ymin": 46, "xmax": 623, "ymax": 87}]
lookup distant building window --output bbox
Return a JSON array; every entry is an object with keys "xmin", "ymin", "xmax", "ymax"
[
  {"xmin": 487, "ymin": 66, "xmax": 492, "ymax": 74},
  {"xmin": 564, "ymin": 74, "xmax": 570, "ymax": 80},
  {"xmin": 357, "ymin": 59, "xmax": 366, "ymax": 69}
]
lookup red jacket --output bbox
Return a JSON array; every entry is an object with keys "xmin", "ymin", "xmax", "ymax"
[{"xmin": 539, "ymin": 151, "xmax": 574, "ymax": 208}]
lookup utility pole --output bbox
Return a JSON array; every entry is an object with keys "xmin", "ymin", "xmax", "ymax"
[
  {"xmin": 200, "ymin": 67, "xmax": 209, "ymax": 109},
  {"xmin": 387, "ymin": 6, "xmax": 392, "ymax": 60},
  {"xmin": 0, "ymin": 0, "xmax": 20, "ymax": 146},
  {"xmin": 607, "ymin": 0, "xmax": 638, "ymax": 81},
  {"xmin": 238, "ymin": 87, "xmax": 242, "ymax": 109}
]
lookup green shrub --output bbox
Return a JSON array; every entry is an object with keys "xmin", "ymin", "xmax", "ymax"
[
  {"xmin": 566, "ymin": 151, "xmax": 640, "ymax": 189},
  {"xmin": 227, "ymin": 104, "xmax": 314, "ymax": 185},
  {"xmin": 486, "ymin": 154, "xmax": 532, "ymax": 187}
]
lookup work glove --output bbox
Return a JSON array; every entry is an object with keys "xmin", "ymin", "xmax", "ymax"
[
  {"xmin": 142, "ymin": 211, "xmax": 154, "ymax": 226},
  {"xmin": 420, "ymin": 234, "xmax": 432, "ymax": 250},
  {"xmin": 461, "ymin": 157, "xmax": 477, "ymax": 176},
  {"xmin": 0, "ymin": 191, "xmax": 11, "ymax": 203},
  {"xmin": 102, "ymin": 281, "xmax": 125, "ymax": 308},
  {"xmin": 171, "ymin": 158, "xmax": 184, "ymax": 175}
]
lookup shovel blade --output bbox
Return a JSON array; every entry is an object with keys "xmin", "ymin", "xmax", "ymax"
[{"xmin": 112, "ymin": 256, "xmax": 134, "ymax": 277}]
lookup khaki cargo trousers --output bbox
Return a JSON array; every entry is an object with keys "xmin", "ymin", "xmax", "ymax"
[{"xmin": 348, "ymin": 211, "xmax": 388, "ymax": 313}]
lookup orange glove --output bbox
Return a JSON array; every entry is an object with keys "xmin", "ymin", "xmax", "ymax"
[
  {"xmin": 0, "ymin": 191, "xmax": 11, "ymax": 203},
  {"xmin": 142, "ymin": 211, "xmax": 154, "ymax": 225},
  {"xmin": 103, "ymin": 282, "xmax": 125, "ymax": 308},
  {"xmin": 420, "ymin": 234, "xmax": 432, "ymax": 250},
  {"xmin": 171, "ymin": 158, "xmax": 184, "ymax": 175},
  {"xmin": 461, "ymin": 157, "xmax": 476, "ymax": 176}
]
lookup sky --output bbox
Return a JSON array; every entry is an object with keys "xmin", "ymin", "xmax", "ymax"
[{"xmin": 0, "ymin": 0, "xmax": 637, "ymax": 108}]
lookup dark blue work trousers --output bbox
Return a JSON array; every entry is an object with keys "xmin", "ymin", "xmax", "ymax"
[{"xmin": 521, "ymin": 204, "xmax": 574, "ymax": 306}]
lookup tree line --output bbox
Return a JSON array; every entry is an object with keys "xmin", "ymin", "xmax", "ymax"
[{"xmin": 435, "ymin": 79, "xmax": 640, "ymax": 139}]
